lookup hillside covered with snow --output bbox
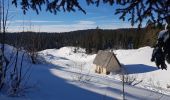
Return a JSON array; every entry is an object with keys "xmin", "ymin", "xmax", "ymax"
[
  {"xmin": 0, "ymin": 45, "xmax": 170, "ymax": 100},
  {"xmin": 39, "ymin": 46, "xmax": 170, "ymax": 94}
]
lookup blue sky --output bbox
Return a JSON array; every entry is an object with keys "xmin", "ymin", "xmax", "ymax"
[{"xmin": 7, "ymin": 1, "xmax": 136, "ymax": 32}]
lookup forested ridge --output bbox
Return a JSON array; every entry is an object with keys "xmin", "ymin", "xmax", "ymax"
[{"xmin": 1, "ymin": 28, "xmax": 160, "ymax": 53}]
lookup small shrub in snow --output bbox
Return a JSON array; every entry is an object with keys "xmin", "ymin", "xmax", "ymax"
[
  {"xmin": 71, "ymin": 62, "xmax": 92, "ymax": 82},
  {"xmin": 119, "ymin": 71, "xmax": 143, "ymax": 86},
  {"xmin": 0, "ymin": 46, "xmax": 33, "ymax": 97},
  {"xmin": 7, "ymin": 49, "xmax": 32, "ymax": 96}
]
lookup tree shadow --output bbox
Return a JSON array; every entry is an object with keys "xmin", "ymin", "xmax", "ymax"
[
  {"xmin": 43, "ymin": 54, "xmax": 69, "ymax": 60},
  {"xmin": 3, "ymin": 63, "xmax": 170, "ymax": 100},
  {"xmin": 26, "ymin": 64, "xmax": 115, "ymax": 100},
  {"xmin": 124, "ymin": 64, "xmax": 158, "ymax": 74}
]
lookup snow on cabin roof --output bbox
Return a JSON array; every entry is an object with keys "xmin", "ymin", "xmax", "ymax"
[{"xmin": 93, "ymin": 50, "xmax": 121, "ymax": 68}]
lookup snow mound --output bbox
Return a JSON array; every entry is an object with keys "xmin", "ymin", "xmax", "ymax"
[{"xmin": 114, "ymin": 46, "xmax": 153, "ymax": 65}]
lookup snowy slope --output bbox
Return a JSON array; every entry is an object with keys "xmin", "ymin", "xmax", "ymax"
[
  {"xmin": 1, "ymin": 45, "xmax": 170, "ymax": 100},
  {"xmin": 114, "ymin": 47, "xmax": 170, "ymax": 93},
  {"xmin": 39, "ymin": 46, "xmax": 170, "ymax": 94}
]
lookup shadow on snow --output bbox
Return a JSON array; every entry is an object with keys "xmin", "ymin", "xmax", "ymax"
[
  {"xmin": 124, "ymin": 64, "xmax": 158, "ymax": 74},
  {"xmin": 27, "ymin": 64, "xmax": 115, "ymax": 100}
]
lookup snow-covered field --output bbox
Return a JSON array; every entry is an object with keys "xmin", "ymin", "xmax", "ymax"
[{"xmin": 1, "ymin": 45, "xmax": 170, "ymax": 100}]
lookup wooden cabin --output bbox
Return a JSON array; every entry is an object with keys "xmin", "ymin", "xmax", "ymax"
[{"xmin": 93, "ymin": 50, "xmax": 121, "ymax": 75}]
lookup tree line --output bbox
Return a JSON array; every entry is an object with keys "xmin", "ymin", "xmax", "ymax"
[{"xmin": 1, "ymin": 27, "xmax": 160, "ymax": 54}]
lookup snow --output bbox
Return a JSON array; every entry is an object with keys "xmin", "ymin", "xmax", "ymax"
[
  {"xmin": 1, "ymin": 45, "xmax": 170, "ymax": 100},
  {"xmin": 158, "ymin": 30, "xmax": 168, "ymax": 38},
  {"xmin": 114, "ymin": 46, "xmax": 170, "ymax": 94},
  {"xmin": 158, "ymin": 29, "xmax": 169, "ymax": 42}
]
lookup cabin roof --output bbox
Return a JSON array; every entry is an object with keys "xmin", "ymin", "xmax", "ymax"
[{"xmin": 93, "ymin": 50, "xmax": 121, "ymax": 68}]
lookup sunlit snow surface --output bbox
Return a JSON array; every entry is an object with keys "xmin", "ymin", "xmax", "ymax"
[{"xmin": 1, "ymin": 45, "xmax": 170, "ymax": 100}]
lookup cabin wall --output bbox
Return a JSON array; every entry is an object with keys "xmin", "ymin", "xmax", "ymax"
[
  {"xmin": 107, "ymin": 57, "xmax": 121, "ymax": 72},
  {"xmin": 107, "ymin": 65, "xmax": 120, "ymax": 72},
  {"xmin": 94, "ymin": 64, "xmax": 120, "ymax": 75},
  {"xmin": 95, "ymin": 65, "xmax": 107, "ymax": 74}
]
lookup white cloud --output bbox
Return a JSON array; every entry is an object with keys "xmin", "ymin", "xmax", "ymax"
[
  {"xmin": 7, "ymin": 20, "xmax": 133, "ymax": 32},
  {"xmin": 100, "ymin": 22, "xmax": 133, "ymax": 29},
  {"xmin": 8, "ymin": 20, "xmax": 97, "ymax": 32},
  {"xmin": 13, "ymin": 20, "xmax": 63, "ymax": 23},
  {"xmin": 78, "ymin": 20, "xmax": 96, "ymax": 25}
]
